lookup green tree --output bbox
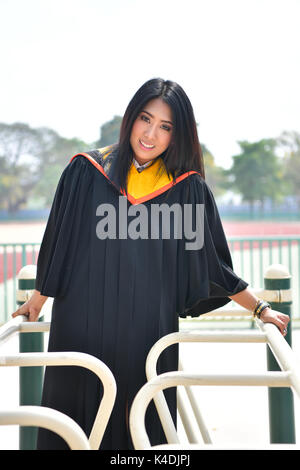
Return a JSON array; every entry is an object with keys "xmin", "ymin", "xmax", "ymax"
[
  {"xmin": 0, "ymin": 122, "xmax": 42, "ymax": 212},
  {"xmin": 277, "ymin": 131, "xmax": 300, "ymax": 208},
  {"xmin": 32, "ymin": 129, "xmax": 89, "ymax": 206},
  {"xmin": 95, "ymin": 115, "xmax": 122, "ymax": 148},
  {"xmin": 202, "ymin": 144, "xmax": 227, "ymax": 197},
  {"xmin": 229, "ymin": 139, "xmax": 284, "ymax": 210},
  {"xmin": 0, "ymin": 122, "xmax": 90, "ymax": 211}
]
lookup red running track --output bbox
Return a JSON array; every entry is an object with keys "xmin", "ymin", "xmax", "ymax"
[
  {"xmin": 0, "ymin": 249, "xmax": 39, "ymax": 284},
  {"xmin": 223, "ymin": 220, "xmax": 300, "ymax": 251},
  {"xmin": 223, "ymin": 220, "xmax": 300, "ymax": 237}
]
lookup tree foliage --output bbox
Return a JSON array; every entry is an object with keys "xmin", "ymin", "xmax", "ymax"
[
  {"xmin": 0, "ymin": 123, "xmax": 42, "ymax": 212},
  {"xmin": 31, "ymin": 130, "xmax": 88, "ymax": 205},
  {"xmin": 229, "ymin": 139, "xmax": 285, "ymax": 208},
  {"xmin": 0, "ymin": 118, "xmax": 298, "ymax": 213},
  {"xmin": 0, "ymin": 122, "xmax": 89, "ymax": 211},
  {"xmin": 95, "ymin": 115, "xmax": 122, "ymax": 148},
  {"xmin": 277, "ymin": 131, "xmax": 300, "ymax": 207},
  {"xmin": 202, "ymin": 144, "xmax": 227, "ymax": 197}
]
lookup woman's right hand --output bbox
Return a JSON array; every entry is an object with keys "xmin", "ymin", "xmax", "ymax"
[{"xmin": 12, "ymin": 290, "xmax": 48, "ymax": 322}]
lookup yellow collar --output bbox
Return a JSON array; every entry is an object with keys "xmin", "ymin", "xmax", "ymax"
[
  {"xmin": 70, "ymin": 147, "xmax": 199, "ymax": 205},
  {"xmin": 127, "ymin": 158, "xmax": 173, "ymax": 201}
]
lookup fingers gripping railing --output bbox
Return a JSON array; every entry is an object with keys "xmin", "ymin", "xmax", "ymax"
[
  {"xmin": 0, "ymin": 315, "xmax": 117, "ymax": 450},
  {"xmin": 0, "ymin": 314, "xmax": 51, "ymax": 345}
]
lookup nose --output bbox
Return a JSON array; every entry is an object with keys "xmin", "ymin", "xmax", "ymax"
[{"xmin": 144, "ymin": 124, "xmax": 156, "ymax": 141}]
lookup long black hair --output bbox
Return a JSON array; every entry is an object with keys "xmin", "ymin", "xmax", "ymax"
[{"xmin": 116, "ymin": 78, "xmax": 205, "ymax": 193}]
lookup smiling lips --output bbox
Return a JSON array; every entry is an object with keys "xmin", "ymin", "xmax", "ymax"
[{"xmin": 139, "ymin": 139, "xmax": 155, "ymax": 150}]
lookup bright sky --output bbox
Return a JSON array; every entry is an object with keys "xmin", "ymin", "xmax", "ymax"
[{"xmin": 1, "ymin": 0, "xmax": 299, "ymax": 168}]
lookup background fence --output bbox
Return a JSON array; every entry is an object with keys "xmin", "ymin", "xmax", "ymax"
[
  {"xmin": 228, "ymin": 236, "xmax": 300, "ymax": 319},
  {"xmin": 0, "ymin": 243, "xmax": 40, "ymax": 323},
  {"xmin": 1, "ymin": 236, "xmax": 300, "ymax": 323}
]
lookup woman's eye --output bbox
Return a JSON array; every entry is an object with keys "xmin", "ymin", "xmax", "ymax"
[{"xmin": 140, "ymin": 114, "xmax": 171, "ymax": 132}]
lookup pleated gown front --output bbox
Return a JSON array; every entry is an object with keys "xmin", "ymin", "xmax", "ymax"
[{"xmin": 35, "ymin": 147, "xmax": 248, "ymax": 449}]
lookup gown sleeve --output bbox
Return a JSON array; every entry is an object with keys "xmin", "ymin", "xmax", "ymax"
[
  {"xmin": 35, "ymin": 156, "xmax": 93, "ymax": 298},
  {"xmin": 180, "ymin": 176, "xmax": 248, "ymax": 318}
]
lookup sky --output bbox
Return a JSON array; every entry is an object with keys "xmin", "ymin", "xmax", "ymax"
[{"xmin": 0, "ymin": 0, "xmax": 299, "ymax": 169}]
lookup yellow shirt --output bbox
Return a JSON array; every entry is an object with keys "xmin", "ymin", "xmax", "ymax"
[
  {"xmin": 100, "ymin": 146, "xmax": 174, "ymax": 204},
  {"xmin": 127, "ymin": 157, "xmax": 173, "ymax": 201}
]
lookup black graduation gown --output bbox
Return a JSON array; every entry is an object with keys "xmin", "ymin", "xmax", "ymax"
[{"xmin": 35, "ymin": 147, "xmax": 248, "ymax": 450}]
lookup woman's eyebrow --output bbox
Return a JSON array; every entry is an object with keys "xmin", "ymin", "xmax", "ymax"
[{"xmin": 141, "ymin": 109, "xmax": 173, "ymax": 125}]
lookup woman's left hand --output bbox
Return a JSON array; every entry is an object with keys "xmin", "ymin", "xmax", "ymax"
[{"xmin": 259, "ymin": 307, "xmax": 290, "ymax": 337}]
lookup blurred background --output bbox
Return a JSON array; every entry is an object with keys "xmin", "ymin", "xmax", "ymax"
[
  {"xmin": 1, "ymin": 0, "xmax": 300, "ymax": 315},
  {"xmin": 0, "ymin": 0, "xmax": 300, "ymax": 218},
  {"xmin": 0, "ymin": 0, "xmax": 300, "ymax": 449}
]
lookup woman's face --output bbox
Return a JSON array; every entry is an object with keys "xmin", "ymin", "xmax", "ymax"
[{"xmin": 130, "ymin": 98, "xmax": 173, "ymax": 165}]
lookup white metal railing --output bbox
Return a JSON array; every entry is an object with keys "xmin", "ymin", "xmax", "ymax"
[
  {"xmin": 0, "ymin": 315, "xmax": 117, "ymax": 450},
  {"xmin": 0, "ymin": 263, "xmax": 297, "ymax": 449},
  {"xmin": 130, "ymin": 372, "xmax": 298, "ymax": 450},
  {"xmin": 129, "ymin": 312, "xmax": 300, "ymax": 450},
  {"xmin": 0, "ymin": 406, "xmax": 91, "ymax": 450},
  {"xmin": 146, "ymin": 328, "xmax": 266, "ymax": 445}
]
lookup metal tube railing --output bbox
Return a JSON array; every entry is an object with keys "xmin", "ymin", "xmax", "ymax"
[
  {"xmin": 0, "ymin": 316, "xmax": 117, "ymax": 450},
  {"xmin": 176, "ymin": 365, "xmax": 213, "ymax": 444},
  {"xmin": 0, "ymin": 406, "xmax": 91, "ymax": 450},
  {"xmin": 257, "ymin": 318, "xmax": 300, "ymax": 398},
  {"xmin": 129, "ymin": 369, "xmax": 298, "ymax": 450},
  {"xmin": 130, "ymin": 314, "xmax": 300, "ymax": 450},
  {"xmin": 1, "ymin": 262, "xmax": 298, "ymax": 449},
  {"xmin": 263, "ymin": 263, "xmax": 295, "ymax": 443},
  {"xmin": 145, "ymin": 329, "xmax": 269, "ymax": 445},
  {"xmin": 142, "ymin": 310, "xmax": 300, "ymax": 447},
  {"xmin": 0, "ymin": 314, "xmax": 51, "ymax": 344},
  {"xmin": 16, "ymin": 265, "xmax": 44, "ymax": 449}
]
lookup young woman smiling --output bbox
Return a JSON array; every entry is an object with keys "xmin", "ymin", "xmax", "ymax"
[
  {"xmin": 12, "ymin": 78, "xmax": 289, "ymax": 450},
  {"xmin": 129, "ymin": 98, "xmax": 173, "ymax": 166}
]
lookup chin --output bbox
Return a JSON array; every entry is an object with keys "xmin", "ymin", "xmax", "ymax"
[
  {"xmin": 133, "ymin": 147, "xmax": 160, "ymax": 162},
  {"xmin": 136, "ymin": 153, "xmax": 157, "ymax": 162}
]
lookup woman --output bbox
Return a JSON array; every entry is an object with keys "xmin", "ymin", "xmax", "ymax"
[{"xmin": 12, "ymin": 78, "xmax": 289, "ymax": 450}]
